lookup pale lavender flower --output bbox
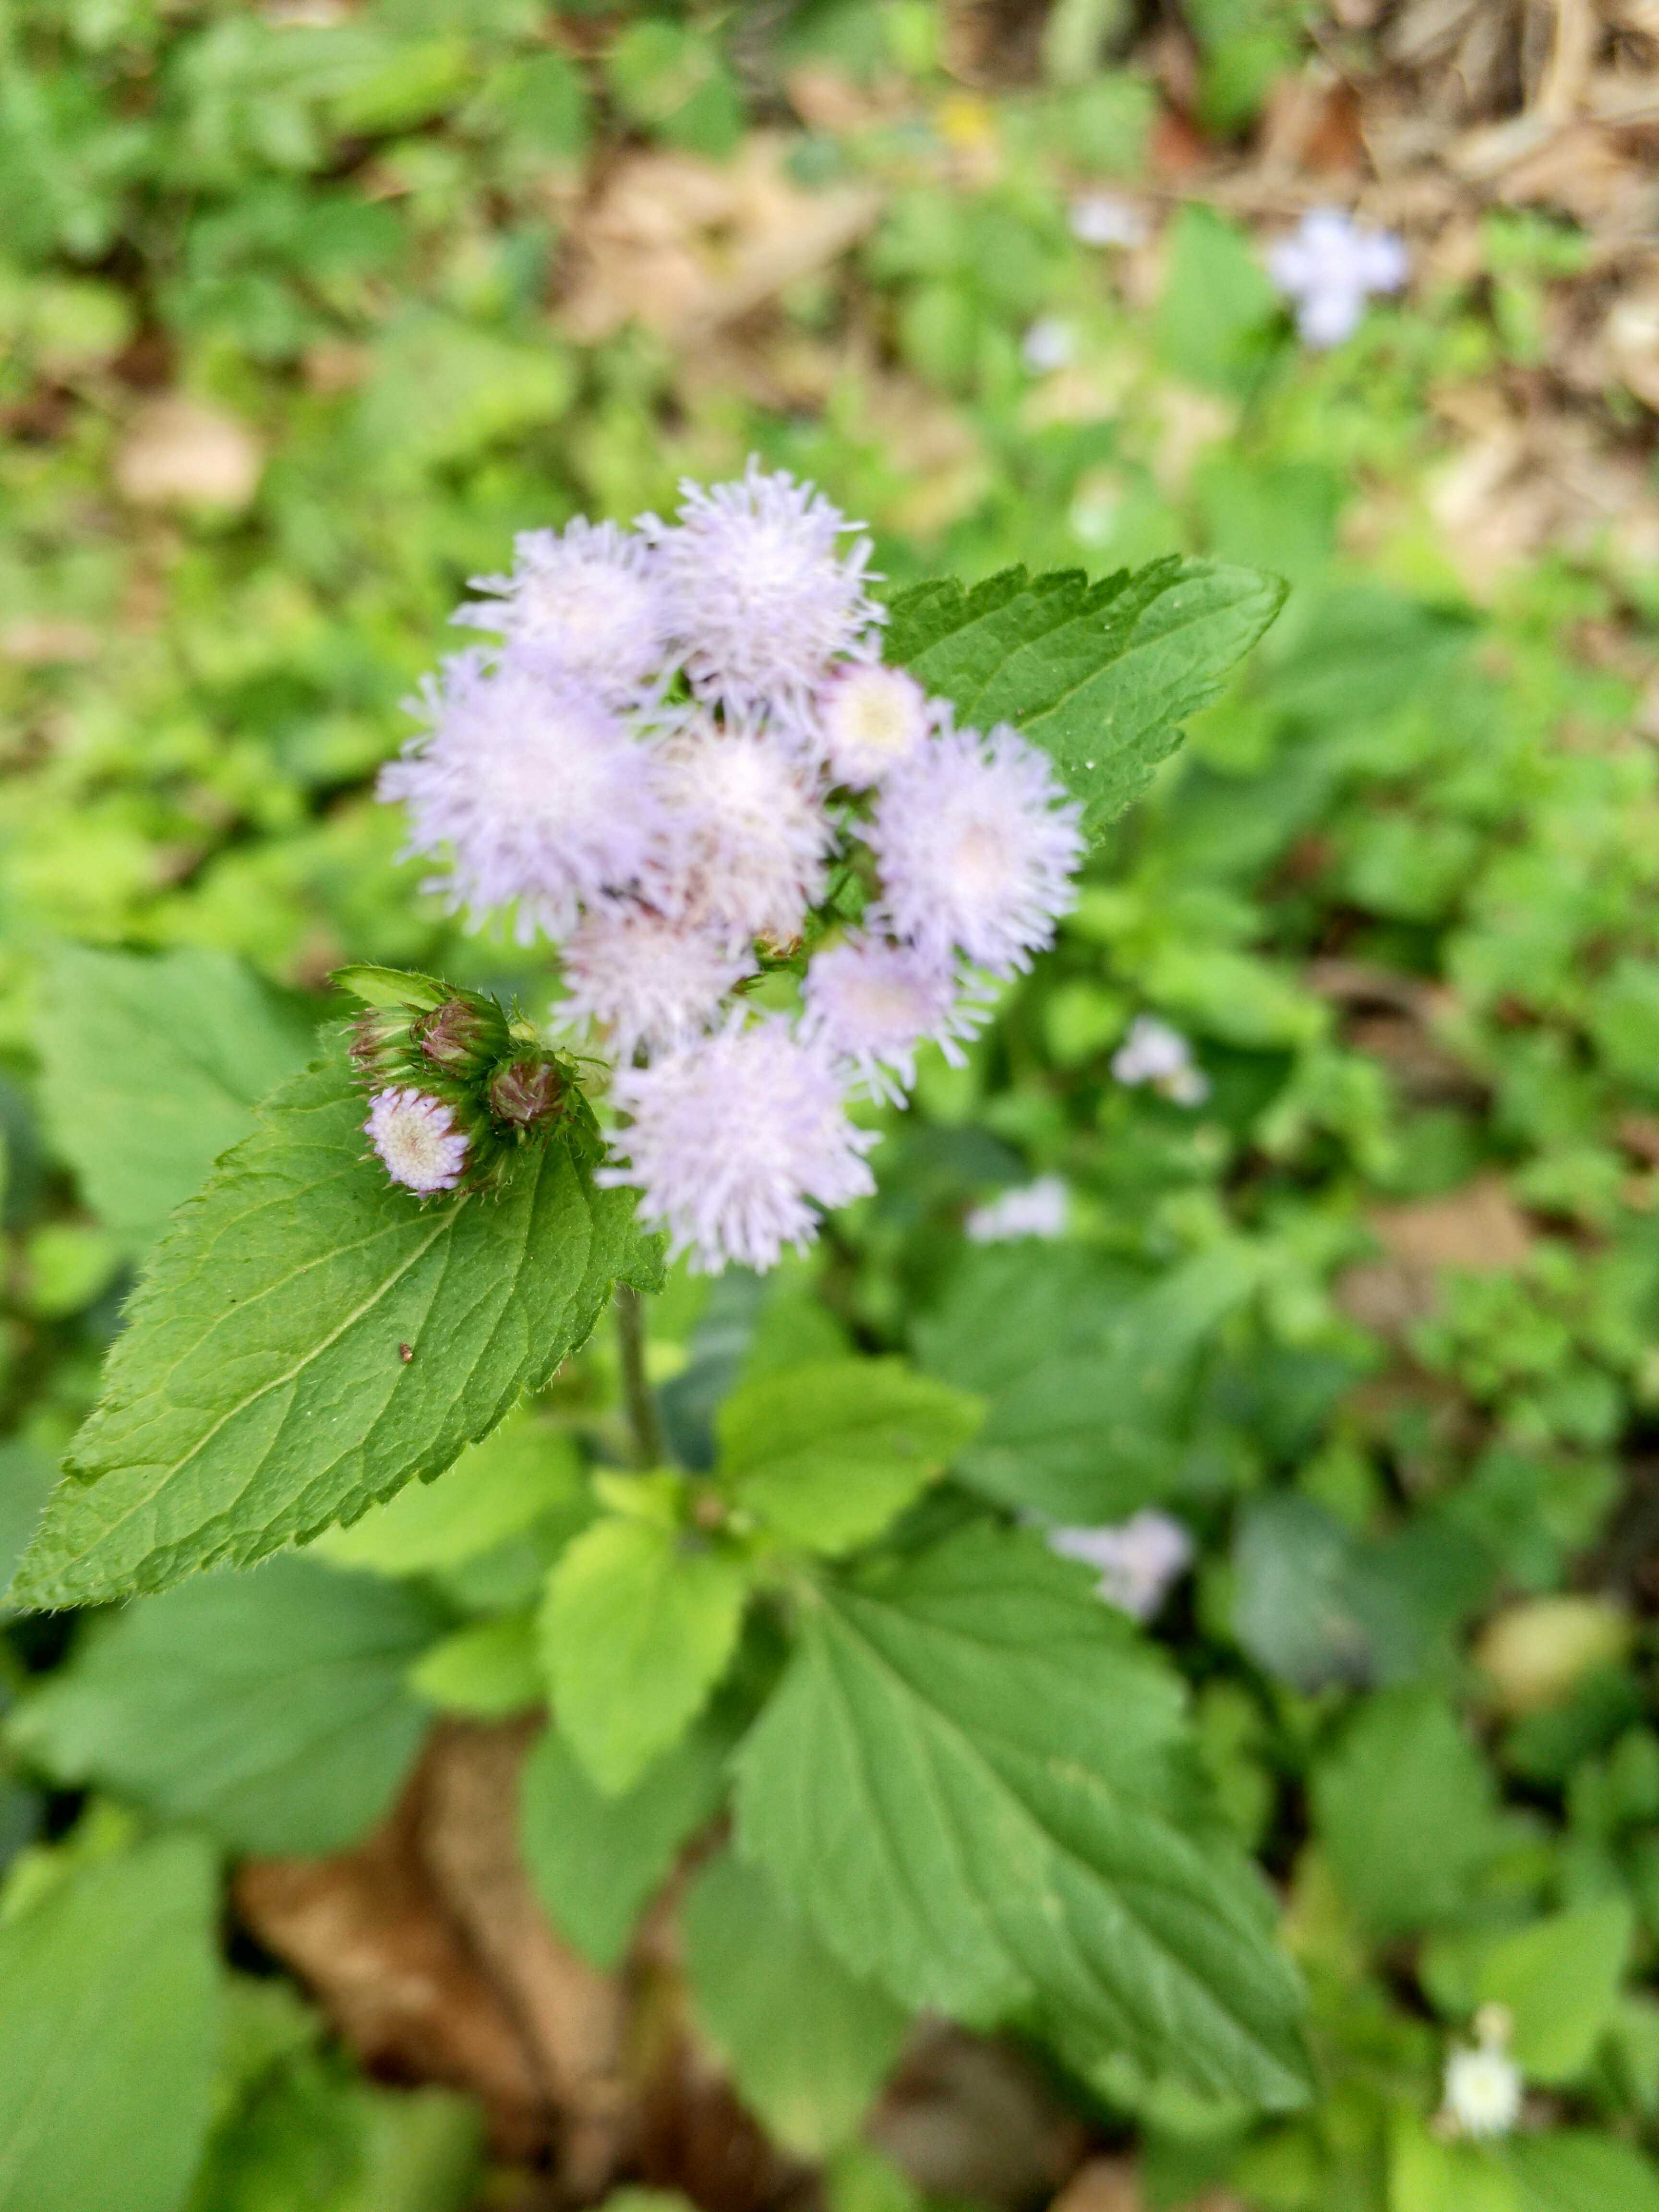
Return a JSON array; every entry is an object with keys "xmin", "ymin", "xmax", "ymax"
[
  {"xmin": 1267, "ymin": 208, "xmax": 1408, "ymax": 349},
  {"xmin": 817, "ymin": 663, "xmax": 935, "ymax": 788},
  {"xmin": 1069, "ymin": 192, "xmax": 1148, "ymax": 249},
  {"xmin": 559, "ymin": 903, "xmax": 754, "ymax": 1057},
  {"xmin": 1022, "ymin": 316, "xmax": 1076, "ymax": 373},
  {"xmin": 869, "ymin": 723, "xmax": 1084, "ymax": 975},
  {"xmin": 803, "ymin": 935, "xmax": 987, "ymax": 1105},
  {"xmin": 454, "ymin": 518, "xmax": 670, "ymax": 702},
  {"xmin": 646, "ymin": 460, "xmax": 881, "ymax": 740},
  {"xmin": 381, "ymin": 650, "xmax": 661, "ymax": 943},
  {"xmin": 1111, "ymin": 1014, "xmax": 1209, "ymax": 1106},
  {"xmin": 1046, "ymin": 1509, "xmax": 1193, "ymax": 1621},
  {"xmin": 601, "ymin": 1016, "xmax": 877, "ymax": 1273},
  {"xmin": 365, "ymin": 1087, "xmax": 469, "ymax": 1195},
  {"xmin": 649, "ymin": 717, "xmax": 829, "ymax": 947},
  {"xmin": 965, "ymin": 1174, "xmax": 1069, "ymax": 1244}
]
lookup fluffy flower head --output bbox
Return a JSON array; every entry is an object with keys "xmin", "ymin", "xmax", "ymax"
[
  {"xmin": 1442, "ymin": 2011, "xmax": 1522, "ymax": 2140},
  {"xmin": 1111, "ymin": 1014, "xmax": 1209, "ymax": 1105},
  {"xmin": 365, "ymin": 1087, "xmax": 469, "ymax": 1194},
  {"xmin": 650, "ymin": 718, "xmax": 829, "ymax": 945},
  {"xmin": 803, "ymin": 935, "xmax": 985, "ymax": 1104},
  {"xmin": 870, "ymin": 722, "xmax": 1084, "ymax": 974},
  {"xmin": 965, "ymin": 1174, "xmax": 1069, "ymax": 1244},
  {"xmin": 601, "ymin": 1016, "xmax": 877, "ymax": 1272},
  {"xmin": 649, "ymin": 460, "xmax": 880, "ymax": 736},
  {"xmin": 1268, "ymin": 208, "xmax": 1407, "ymax": 349},
  {"xmin": 381, "ymin": 650, "xmax": 660, "ymax": 943},
  {"xmin": 1022, "ymin": 316, "xmax": 1076, "ymax": 373},
  {"xmin": 1046, "ymin": 1509, "xmax": 1194, "ymax": 1621},
  {"xmin": 456, "ymin": 518, "xmax": 669, "ymax": 700},
  {"xmin": 817, "ymin": 663, "xmax": 934, "ymax": 787},
  {"xmin": 559, "ymin": 904, "xmax": 754, "ymax": 1057}
]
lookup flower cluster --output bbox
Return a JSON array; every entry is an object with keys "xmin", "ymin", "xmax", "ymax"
[
  {"xmin": 1440, "ymin": 2006, "xmax": 1523, "ymax": 2140},
  {"xmin": 1267, "ymin": 208, "xmax": 1408, "ymax": 349},
  {"xmin": 1046, "ymin": 1509, "xmax": 1194, "ymax": 1622},
  {"xmin": 1111, "ymin": 1014, "xmax": 1209, "ymax": 1106},
  {"xmin": 379, "ymin": 464, "xmax": 1086, "ymax": 1270}
]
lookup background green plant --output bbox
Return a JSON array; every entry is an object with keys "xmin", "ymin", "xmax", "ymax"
[{"xmin": 4, "ymin": 4, "xmax": 1659, "ymax": 2211}]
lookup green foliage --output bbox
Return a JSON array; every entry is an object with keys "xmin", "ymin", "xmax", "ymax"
[
  {"xmin": 539, "ymin": 1483, "xmax": 751, "ymax": 1794},
  {"xmin": 682, "ymin": 1849, "xmax": 912, "ymax": 2157},
  {"xmin": 715, "ymin": 1358, "xmax": 982, "ymax": 1554},
  {"xmin": 734, "ymin": 1523, "xmax": 1311, "ymax": 2108},
  {"xmin": 519, "ymin": 1718, "xmax": 730, "ymax": 1970},
  {"xmin": 9, "ymin": 1557, "xmax": 442, "ymax": 1853},
  {"xmin": 12, "ymin": 1049, "xmax": 659, "ymax": 1609},
  {"xmin": 886, "ymin": 558, "xmax": 1286, "ymax": 833},
  {"xmin": 34, "ymin": 945, "xmax": 315, "ymax": 1255},
  {"xmin": 0, "ymin": 1835, "xmax": 218, "ymax": 2212}
]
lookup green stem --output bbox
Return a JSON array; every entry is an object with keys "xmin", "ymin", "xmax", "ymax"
[{"xmin": 614, "ymin": 1281, "xmax": 665, "ymax": 1471}]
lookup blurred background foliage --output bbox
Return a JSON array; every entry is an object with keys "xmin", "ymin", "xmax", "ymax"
[{"xmin": 6, "ymin": 1, "xmax": 1659, "ymax": 2209}]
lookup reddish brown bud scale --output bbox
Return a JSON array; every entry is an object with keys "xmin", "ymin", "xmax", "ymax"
[{"xmin": 487, "ymin": 1058, "xmax": 566, "ymax": 1130}]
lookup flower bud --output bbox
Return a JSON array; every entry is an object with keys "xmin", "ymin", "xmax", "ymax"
[
  {"xmin": 488, "ymin": 1057, "xmax": 567, "ymax": 1130},
  {"xmin": 414, "ymin": 996, "xmax": 507, "ymax": 1077}
]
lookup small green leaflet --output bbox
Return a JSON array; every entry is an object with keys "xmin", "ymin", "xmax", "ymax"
[
  {"xmin": 734, "ymin": 1524, "xmax": 1310, "ymax": 2110},
  {"xmin": 8, "ymin": 1557, "xmax": 442, "ymax": 1855},
  {"xmin": 1510, "ymin": 2131, "xmax": 1659, "ymax": 2212},
  {"xmin": 520, "ymin": 1719, "xmax": 731, "ymax": 1970},
  {"xmin": 10, "ymin": 1047, "xmax": 660, "ymax": 1610},
  {"xmin": 410, "ymin": 1615, "xmax": 542, "ymax": 1719},
  {"xmin": 34, "ymin": 943, "xmax": 315, "ymax": 1255},
  {"xmin": 682, "ymin": 1848, "xmax": 911, "ymax": 2158},
  {"xmin": 884, "ymin": 557, "xmax": 1285, "ymax": 832},
  {"xmin": 539, "ymin": 1497, "xmax": 750, "ymax": 1795},
  {"xmin": 0, "ymin": 1835, "xmax": 219, "ymax": 2212},
  {"xmin": 716, "ymin": 1358, "xmax": 983, "ymax": 1555}
]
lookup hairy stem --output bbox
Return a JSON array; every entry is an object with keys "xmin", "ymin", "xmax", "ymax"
[{"xmin": 614, "ymin": 1281, "xmax": 665, "ymax": 1471}]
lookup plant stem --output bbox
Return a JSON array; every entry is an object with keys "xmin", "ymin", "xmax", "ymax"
[{"xmin": 614, "ymin": 1281, "xmax": 665, "ymax": 1471}]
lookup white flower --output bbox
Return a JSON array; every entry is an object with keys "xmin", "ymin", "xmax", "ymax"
[
  {"xmin": 1022, "ymin": 316, "xmax": 1076, "ymax": 373},
  {"xmin": 1111, "ymin": 1014, "xmax": 1209, "ymax": 1106},
  {"xmin": 817, "ymin": 663, "xmax": 936, "ymax": 787},
  {"xmin": 600, "ymin": 1015, "xmax": 877, "ymax": 1273},
  {"xmin": 558, "ymin": 904, "xmax": 755, "ymax": 1057},
  {"xmin": 1070, "ymin": 193, "xmax": 1147, "ymax": 249},
  {"xmin": 1442, "ymin": 2010, "xmax": 1522, "ymax": 2140},
  {"xmin": 455, "ymin": 518, "xmax": 670, "ymax": 702},
  {"xmin": 380, "ymin": 651, "xmax": 661, "ymax": 943},
  {"xmin": 364, "ymin": 1087, "xmax": 468, "ymax": 1195},
  {"xmin": 1046, "ymin": 1509, "xmax": 1193, "ymax": 1621},
  {"xmin": 965, "ymin": 1175, "xmax": 1069, "ymax": 1244},
  {"xmin": 1267, "ymin": 208, "xmax": 1408, "ymax": 350},
  {"xmin": 649, "ymin": 717, "xmax": 830, "ymax": 946},
  {"xmin": 647, "ymin": 459, "xmax": 882, "ymax": 741},
  {"xmin": 869, "ymin": 722, "xmax": 1084, "ymax": 975},
  {"xmin": 803, "ymin": 935, "xmax": 987, "ymax": 1105}
]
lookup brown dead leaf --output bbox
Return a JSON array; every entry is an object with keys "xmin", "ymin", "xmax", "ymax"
[
  {"xmin": 1048, "ymin": 2160, "xmax": 1246, "ymax": 2212},
  {"xmin": 420, "ymin": 1721, "xmax": 632, "ymax": 2198},
  {"xmin": 235, "ymin": 1754, "xmax": 550, "ymax": 2158},
  {"xmin": 113, "ymin": 396, "xmax": 263, "ymax": 512},
  {"xmin": 1338, "ymin": 1175, "xmax": 1533, "ymax": 1333},
  {"xmin": 869, "ymin": 2025, "xmax": 1087, "ymax": 2211},
  {"xmin": 559, "ymin": 133, "xmax": 881, "ymax": 347}
]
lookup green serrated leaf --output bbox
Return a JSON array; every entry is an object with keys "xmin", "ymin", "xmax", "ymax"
[
  {"xmin": 8, "ymin": 1557, "xmax": 442, "ymax": 1855},
  {"xmin": 10, "ymin": 1047, "xmax": 658, "ymax": 1611},
  {"xmin": 0, "ymin": 1835, "xmax": 218, "ymax": 2212},
  {"xmin": 34, "ymin": 943, "xmax": 315, "ymax": 1255},
  {"xmin": 311, "ymin": 1409, "xmax": 581, "ymax": 1578},
  {"xmin": 734, "ymin": 1523, "xmax": 1310, "ymax": 2110},
  {"xmin": 717, "ymin": 1358, "xmax": 983, "ymax": 1555},
  {"xmin": 884, "ymin": 557, "xmax": 1285, "ymax": 831},
  {"xmin": 539, "ymin": 1511, "xmax": 750, "ymax": 1796},
  {"xmin": 519, "ymin": 1719, "xmax": 730, "ymax": 1971},
  {"xmin": 683, "ymin": 1847, "xmax": 911, "ymax": 2158}
]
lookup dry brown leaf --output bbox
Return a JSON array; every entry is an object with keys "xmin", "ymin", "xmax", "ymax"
[
  {"xmin": 235, "ymin": 1755, "xmax": 550, "ymax": 2158},
  {"xmin": 1339, "ymin": 1175, "xmax": 1533, "ymax": 1333},
  {"xmin": 113, "ymin": 396, "xmax": 263, "ymax": 512},
  {"xmin": 420, "ymin": 1721, "xmax": 632, "ymax": 2198},
  {"xmin": 869, "ymin": 2025, "xmax": 1087, "ymax": 2211},
  {"xmin": 559, "ymin": 133, "xmax": 881, "ymax": 347}
]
